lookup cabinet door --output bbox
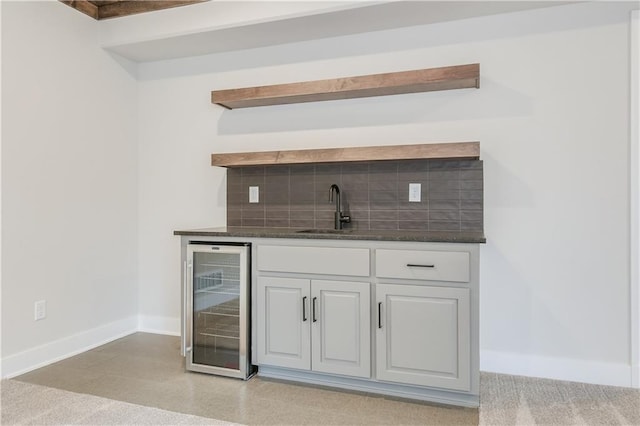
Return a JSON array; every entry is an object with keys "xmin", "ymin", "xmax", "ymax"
[
  {"xmin": 376, "ymin": 284, "xmax": 470, "ymax": 391},
  {"xmin": 257, "ymin": 277, "xmax": 310, "ymax": 370},
  {"xmin": 311, "ymin": 280, "xmax": 371, "ymax": 378}
]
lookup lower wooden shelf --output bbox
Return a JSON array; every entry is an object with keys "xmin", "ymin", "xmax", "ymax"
[{"xmin": 211, "ymin": 142, "xmax": 479, "ymax": 167}]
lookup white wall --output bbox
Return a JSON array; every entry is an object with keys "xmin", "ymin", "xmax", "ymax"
[
  {"xmin": 137, "ymin": 2, "xmax": 636, "ymax": 386},
  {"xmin": 137, "ymin": 77, "xmax": 226, "ymax": 333},
  {"xmin": 1, "ymin": 1, "xmax": 139, "ymax": 376}
]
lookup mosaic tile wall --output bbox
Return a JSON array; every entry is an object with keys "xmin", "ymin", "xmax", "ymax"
[{"xmin": 226, "ymin": 159, "xmax": 483, "ymax": 232}]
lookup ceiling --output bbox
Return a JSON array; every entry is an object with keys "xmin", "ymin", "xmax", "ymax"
[
  {"xmin": 58, "ymin": 1, "xmax": 576, "ymax": 62},
  {"xmin": 60, "ymin": 0, "xmax": 206, "ymax": 20},
  {"xmin": 101, "ymin": 1, "xmax": 574, "ymax": 62}
]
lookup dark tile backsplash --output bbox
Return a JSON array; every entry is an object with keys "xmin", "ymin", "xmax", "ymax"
[{"xmin": 226, "ymin": 159, "xmax": 483, "ymax": 232}]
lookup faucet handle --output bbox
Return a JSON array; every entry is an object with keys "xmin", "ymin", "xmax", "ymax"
[{"xmin": 340, "ymin": 214, "xmax": 351, "ymax": 224}]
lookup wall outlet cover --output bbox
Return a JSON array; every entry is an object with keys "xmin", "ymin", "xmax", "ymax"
[
  {"xmin": 249, "ymin": 186, "xmax": 259, "ymax": 203},
  {"xmin": 409, "ymin": 183, "xmax": 421, "ymax": 202}
]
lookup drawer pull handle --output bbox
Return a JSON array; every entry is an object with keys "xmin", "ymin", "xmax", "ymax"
[
  {"xmin": 312, "ymin": 297, "xmax": 318, "ymax": 323},
  {"xmin": 406, "ymin": 263, "xmax": 435, "ymax": 268},
  {"xmin": 302, "ymin": 296, "xmax": 308, "ymax": 322},
  {"xmin": 378, "ymin": 302, "xmax": 383, "ymax": 329}
]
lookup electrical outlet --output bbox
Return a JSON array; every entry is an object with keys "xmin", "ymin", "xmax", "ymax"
[
  {"xmin": 249, "ymin": 186, "xmax": 259, "ymax": 203},
  {"xmin": 35, "ymin": 300, "xmax": 46, "ymax": 321},
  {"xmin": 409, "ymin": 183, "xmax": 421, "ymax": 202}
]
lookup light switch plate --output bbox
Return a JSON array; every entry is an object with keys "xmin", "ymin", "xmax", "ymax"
[
  {"xmin": 249, "ymin": 186, "xmax": 259, "ymax": 203},
  {"xmin": 409, "ymin": 183, "xmax": 421, "ymax": 202}
]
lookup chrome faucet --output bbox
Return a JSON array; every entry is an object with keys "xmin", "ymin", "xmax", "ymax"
[{"xmin": 329, "ymin": 184, "xmax": 351, "ymax": 230}]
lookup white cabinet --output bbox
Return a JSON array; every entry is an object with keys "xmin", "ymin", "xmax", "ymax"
[
  {"xmin": 312, "ymin": 280, "xmax": 371, "ymax": 377},
  {"xmin": 250, "ymin": 240, "xmax": 479, "ymax": 407},
  {"xmin": 180, "ymin": 236, "xmax": 480, "ymax": 407},
  {"xmin": 257, "ymin": 277, "xmax": 310, "ymax": 370},
  {"xmin": 374, "ymin": 247, "xmax": 473, "ymax": 392},
  {"xmin": 258, "ymin": 276, "xmax": 370, "ymax": 378},
  {"xmin": 376, "ymin": 284, "xmax": 471, "ymax": 391}
]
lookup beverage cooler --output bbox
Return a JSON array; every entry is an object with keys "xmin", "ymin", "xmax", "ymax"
[{"xmin": 182, "ymin": 243, "xmax": 254, "ymax": 379}]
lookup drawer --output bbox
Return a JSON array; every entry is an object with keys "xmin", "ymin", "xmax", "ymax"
[
  {"xmin": 376, "ymin": 249, "xmax": 469, "ymax": 282},
  {"xmin": 258, "ymin": 245, "xmax": 370, "ymax": 276}
]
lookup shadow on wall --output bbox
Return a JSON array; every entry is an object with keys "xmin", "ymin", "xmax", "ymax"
[
  {"xmin": 215, "ymin": 79, "xmax": 532, "ymax": 134},
  {"xmin": 106, "ymin": 51, "xmax": 138, "ymax": 79},
  {"xmin": 480, "ymin": 235, "xmax": 587, "ymax": 364},
  {"xmin": 480, "ymin": 240, "xmax": 534, "ymax": 355},
  {"xmin": 481, "ymin": 151, "xmax": 535, "ymax": 208}
]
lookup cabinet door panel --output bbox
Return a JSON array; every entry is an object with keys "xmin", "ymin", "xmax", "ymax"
[
  {"xmin": 376, "ymin": 284, "xmax": 470, "ymax": 391},
  {"xmin": 311, "ymin": 280, "xmax": 371, "ymax": 378},
  {"xmin": 257, "ymin": 277, "xmax": 310, "ymax": 370},
  {"xmin": 387, "ymin": 296, "xmax": 458, "ymax": 373}
]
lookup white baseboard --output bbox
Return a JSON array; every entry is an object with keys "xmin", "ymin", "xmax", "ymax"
[
  {"xmin": 137, "ymin": 315, "xmax": 180, "ymax": 336},
  {"xmin": 481, "ymin": 349, "xmax": 633, "ymax": 388},
  {"xmin": 1, "ymin": 316, "xmax": 138, "ymax": 379}
]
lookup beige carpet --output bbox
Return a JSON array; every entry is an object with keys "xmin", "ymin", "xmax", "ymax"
[
  {"xmin": 480, "ymin": 372, "xmax": 640, "ymax": 425},
  {"xmin": 1, "ymin": 380, "xmax": 239, "ymax": 425}
]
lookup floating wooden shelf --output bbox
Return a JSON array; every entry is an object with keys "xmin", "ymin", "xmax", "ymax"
[
  {"xmin": 211, "ymin": 142, "xmax": 479, "ymax": 167},
  {"xmin": 211, "ymin": 64, "xmax": 479, "ymax": 109}
]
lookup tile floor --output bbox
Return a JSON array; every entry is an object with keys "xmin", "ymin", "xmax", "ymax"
[{"xmin": 15, "ymin": 333, "xmax": 478, "ymax": 425}]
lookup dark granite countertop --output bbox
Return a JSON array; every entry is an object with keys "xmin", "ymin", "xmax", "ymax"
[{"xmin": 174, "ymin": 226, "xmax": 486, "ymax": 244}]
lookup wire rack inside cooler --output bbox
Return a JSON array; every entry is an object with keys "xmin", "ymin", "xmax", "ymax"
[
  {"xmin": 200, "ymin": 322, "xmax": 240, "ymax": 340},
  {"xmin": 196, "ymin": 299, "xmax": 241, "ymax": 339},
  {"xmin": 195, "ymin": 270, "xmax": 224, "ymax": 291},
  {"xmin": 203, "ymin": 302, "xmax": 240, "ymax": 317}
]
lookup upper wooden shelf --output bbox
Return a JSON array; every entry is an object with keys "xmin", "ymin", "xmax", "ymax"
[
  {"xmin": 211, "ymin": 142, "xmax": 479, "ymax": 167},
  {"xmin": 211, "ymin": 64, "xmax": 479, "ymax": 109}
]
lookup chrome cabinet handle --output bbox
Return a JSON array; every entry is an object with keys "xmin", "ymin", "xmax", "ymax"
[
  {"xmin": 406, "ymin": 263, "xmax": 435, "ymax": 268},
  {"xmin": 378, "ymin": 302, "xmax": 383, "ymax": 329},
  {"xmin": 302, "ymin": 296, "xmax": 308, "ymax": 321}
]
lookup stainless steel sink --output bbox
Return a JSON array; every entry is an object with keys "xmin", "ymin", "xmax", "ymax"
[{"xmin": 296, "ymin": 229, "xmax": 353, "ymax": 234}]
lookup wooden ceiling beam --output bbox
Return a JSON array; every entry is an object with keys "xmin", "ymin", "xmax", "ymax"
[
  {"xmin": 59, "ymin": 0, "xmax": 205, "ymax": 20},
  {"xmin": 96, "ymin": 1, "xmax": 206, "ymax": 20},
  {"xmin": 61, "ymin": 0, "xmax": 99, "ymax": 19}
]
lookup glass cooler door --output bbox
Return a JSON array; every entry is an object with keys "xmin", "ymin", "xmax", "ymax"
[{"xmin": 185, "ymin": 243, "xmax": 250, "ymax": 379}]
